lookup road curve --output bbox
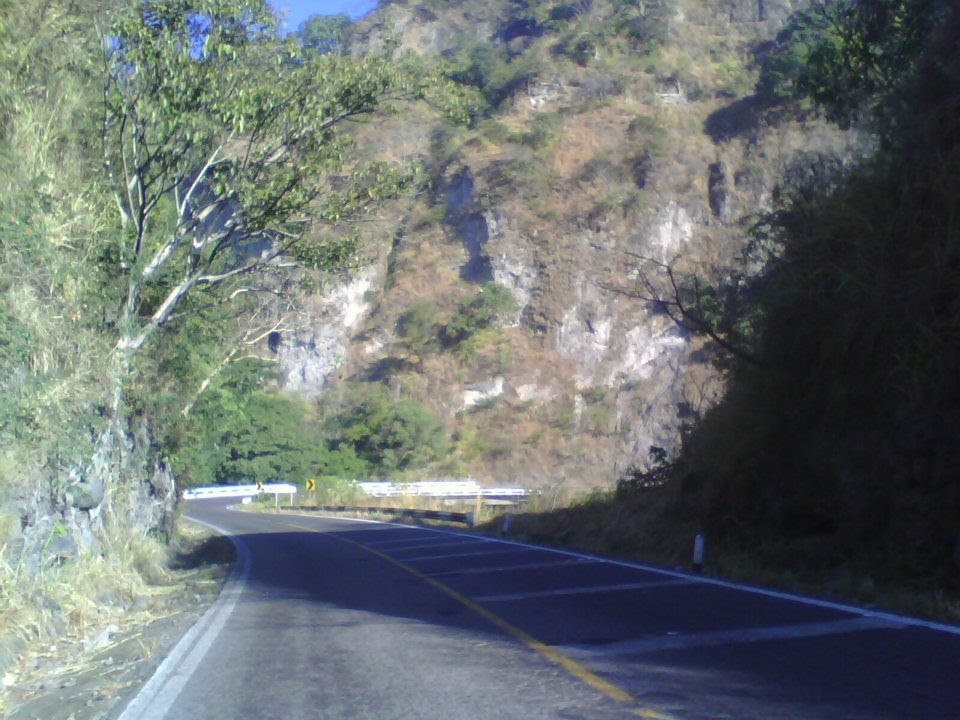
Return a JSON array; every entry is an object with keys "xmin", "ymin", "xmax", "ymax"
[{"xmin": 118, "ymin": 500, "xmax": 960, "ymax": 720}]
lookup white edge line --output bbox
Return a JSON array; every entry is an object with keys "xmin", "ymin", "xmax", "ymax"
[
  {"xmin": 273, "ymin": 508, "xmax": 960, "ymax": 637},
  {"xmin": 115, "ymin": 517, "xmax": 251, "ymax": 720}
]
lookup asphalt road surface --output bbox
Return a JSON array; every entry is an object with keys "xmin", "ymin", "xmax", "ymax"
[{"xmin": 118, "ymin": 500, "xmax": 960, "ymax": 719}]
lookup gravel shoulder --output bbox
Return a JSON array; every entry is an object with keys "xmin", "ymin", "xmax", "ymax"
[{"xmin": 2, "ymin": 521, "xmax": 234, "ymax": 720}]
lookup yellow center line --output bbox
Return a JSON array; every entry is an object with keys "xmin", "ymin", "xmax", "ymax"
[{"xmin": 285, "ymin": 519, "xmax": 682, "ymax": 719}]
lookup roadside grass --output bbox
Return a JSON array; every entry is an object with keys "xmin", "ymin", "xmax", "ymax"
[
  {"xmin": 0, "ymin": 529, "xmax": 166, "ymax": 656},
  {"xmin": 0, "ymin": 521, "xmax": 234, "ymax": 713},
  {"xmin": 489, "ymin": 487, "xmax": 696, "ymax": 569},
  {"xmin": 167, "ymin": 522, "xmax": 236, "ymax": 572}
]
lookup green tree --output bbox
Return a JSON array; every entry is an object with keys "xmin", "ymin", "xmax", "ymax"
[
  {"xmin": 757, "ymin": 0, "xmax": 943, "ymax": 126},
  {"xmin": 447, "ymin": 36, "xmax": 500, "ymax": 92},
  {"xmin": 101, "ymin": 0, "xmax": 420, "ymax": 413},
  {"xmin": 296, "ymin": 13, "xmax": 351, "ymax": 55},
  {"xmin": 163, "ymin": 356, "xmax": 376, "ymax": 486},
  {"xmin": 442, "ymin": 282, "xmax": 518, "ymax": 346},
  {"xmin": 396, "ymin": 301, "xmax": 441, "ymax": 362},
  {"xmin": 325, "ymin": 383, "xmax": 447, "ymax": 475},
  {"xmin": 215, "ymin": 390, "xmax": 326, "ymax": 484}
]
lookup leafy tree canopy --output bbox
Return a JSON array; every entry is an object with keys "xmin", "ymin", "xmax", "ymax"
[
  {"xmin": 103, "ymin": 0, "xmax": 424, "ymax": 377},
  {"xmin": 757, "ymin": 0, "xmax": 944, "ymax": 127},
  {"xmin": 296, "ymin": 13, "xmax": 351, "ymax": 55},
  {"xmin": 324, "ymin": 383, "xmax": 448, "ymax": 475},
  {"xmin": 443, "ymin": 282, "xmax": 518, "ymax": 346}
]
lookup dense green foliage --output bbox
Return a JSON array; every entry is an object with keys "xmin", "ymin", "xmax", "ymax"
[
  {"xmin": 758, "ymin": 0, "xmax": 944, "ymax": 126},
  {"xmin": 658, "ymin": 0, "xmax": 960, "ymax": 590},
  {"xmin": 0, "ymin": 0, "xmax": 458, "ymax": 504},
  {"xmin": 322, "ymin": 383, "xmax": 448, "ymax": 475},
  {"xmin": 0, "ymin": 0, "xmax": 117, "ymax": 465},
  {"xmin": 446, "ymin": 34, "xmax": 541, "ymax": 111},
  {"xmin": 442, "ymin": 283, "xmax": 518, "ymax": 346},
  {"xmin": 150, "ymin": 337, "xmax": 451, "ymax": 484},
  {"xmin": 396, "ymin": 301, "xmax": 442, "ymax": 362},
  {"xmin": 442, "ymin": 0, "xmax": 669, "ymax": 111},
  {"xmin": 296, "ymin": 13, "xmax": 351, "ymax": 55},
  {"xmin": 104, "ymin": 0, "xmax": 420, "ymax": 371}
]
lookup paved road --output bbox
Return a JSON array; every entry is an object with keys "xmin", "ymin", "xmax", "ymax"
[{"xmin": 120, "ymin": 500, "xmax": 960, "ymax": 719}]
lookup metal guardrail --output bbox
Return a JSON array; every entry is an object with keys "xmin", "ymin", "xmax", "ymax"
[
  {"xmin": 298, "ymin": 505, "xmax": 475, "ymax": 526},
  {"xmin": 184, "ymin": 481, "xmax": 529, "ymax": 501},
  {"xmin": 183, "ymin": 484, "xmax": 298, "ymax": 499},
  {"xmin": 357, "ymin": 481, "xmax": 528, "ymax": 498}
]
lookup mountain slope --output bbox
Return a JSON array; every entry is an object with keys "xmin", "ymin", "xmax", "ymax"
[{"xmin": 277, "ymin": 0, "xmax": 864, "ymax": 485}]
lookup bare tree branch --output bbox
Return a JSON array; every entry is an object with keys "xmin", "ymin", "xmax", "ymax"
[{"xmin": 601, "ymin": 253, "xmax": 762, "ymax": 366}]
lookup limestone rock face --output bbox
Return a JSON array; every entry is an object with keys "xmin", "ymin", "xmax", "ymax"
[
  {"xmin": 463, "ymin": 376, "xmax": 505, "ymax": 410},
  {"xmin": 269, "ymin": 0, "xmax": 862, "ymax": 484},
  {"xmin": 279, "ymin": 270, "xmax": 377, "ymax": 398}
]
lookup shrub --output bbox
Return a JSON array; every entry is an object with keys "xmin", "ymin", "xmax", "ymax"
[
  {"xmin": 616, "ymin": 447, "xmax": 673, "ymax": 497},
  {"xmin": 442, "ymin": 283, "xmax": 518, "ymax": 346},
  {"xmin": 323, "ymin": 383, "xmax": 448, "ymax": 475},
  {"xmin": 555, "ymin": 31, "xmax": 597, "ymax": 67},
  {"xmin": 396, "ymin": 301, "xmax": 441, "ymax": 359}
]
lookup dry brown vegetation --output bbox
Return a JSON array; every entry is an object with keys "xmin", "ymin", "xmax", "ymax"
[{"xmin": 0, "ymin": 523, "xmax": 234, "ymax": 717}]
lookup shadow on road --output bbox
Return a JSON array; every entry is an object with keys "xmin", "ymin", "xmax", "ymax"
[{"xmin": 183, "ymin": 500, "xmax": 960, "ymax": 720}]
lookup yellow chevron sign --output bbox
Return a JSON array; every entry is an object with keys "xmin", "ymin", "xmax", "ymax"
[{"xmin": 306, "ymin": 478, "xmax": 316, "ymax": 491}]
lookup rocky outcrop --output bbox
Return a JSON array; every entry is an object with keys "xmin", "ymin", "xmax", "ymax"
[
  {"xmin": 8, "ymin": 420, "xmax": 176, "ymax": 578},
  {"xmin": 270, "ymin": 0, "xmax": 864, "ymax": 484},
  {"xmin": 463, "ymin": 376, "xmax": 505, "ymax": 410},
  {"xmin": 279, "ymin": 269, "xmax": 378, "ymax": 398}
]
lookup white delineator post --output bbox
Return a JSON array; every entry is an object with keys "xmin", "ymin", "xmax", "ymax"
[{"xmin": 693, "ymin": 533, "xmax": 705, "ymax": 573}]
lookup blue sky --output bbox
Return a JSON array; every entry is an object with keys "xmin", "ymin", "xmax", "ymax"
[{"xmin": 269, "ymin": 1, "xmax": 379, "ymax": 33}]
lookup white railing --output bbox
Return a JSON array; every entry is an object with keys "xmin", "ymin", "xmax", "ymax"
[
  {"xmin": 183, "ymin": 483, "xmax": 298, "ymax": 500},
  {"xmin": 357, "ymin": 481, "xmax": 529, "ymax": 498},
  {"xmin": 183, "ymin": 481, "xmax": 528, "ymax": 501}
]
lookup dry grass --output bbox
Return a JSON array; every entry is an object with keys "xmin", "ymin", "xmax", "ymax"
[
  {"xmin": 0, "ymin": 521, "xmax": 235, "ymax": 717},
  {"xmin": 0, "ymin": 527, "xmax": 167, "ymax": 649},
  {"xmin": 0, "ymin": 520, "xmax": 234, "ymax": 702}
]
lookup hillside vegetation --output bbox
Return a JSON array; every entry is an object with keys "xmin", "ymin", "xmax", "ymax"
[
  {"xmin": 288, "ymin": 0, "xmax": 960, "ymax": 613},
  {"xmin": 503, "ymin": 0, "xmax": 960, "ymax": 615},
  {"xmin": 296, "ymin": 0, "xmax": 861, "ymax": 487},
  {"xmin": 0, "ymin": 0, "xmax": 453, "ymax": 671},
  {"xmin": 1, "ymin": 0, "xmax": 958, "ymax": 667},
  {"xmin": 672, "ymin": 0, "xmax": 960, "ymax": 603}
]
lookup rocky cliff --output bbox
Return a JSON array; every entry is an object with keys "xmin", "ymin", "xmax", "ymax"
[
  {"xmin": 272, "ymin": 0, "xmax": 865, "ymax": 485},
  {"xmin": 4, "ymin": 419, "xmax": 176, "ymax": 578}
]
